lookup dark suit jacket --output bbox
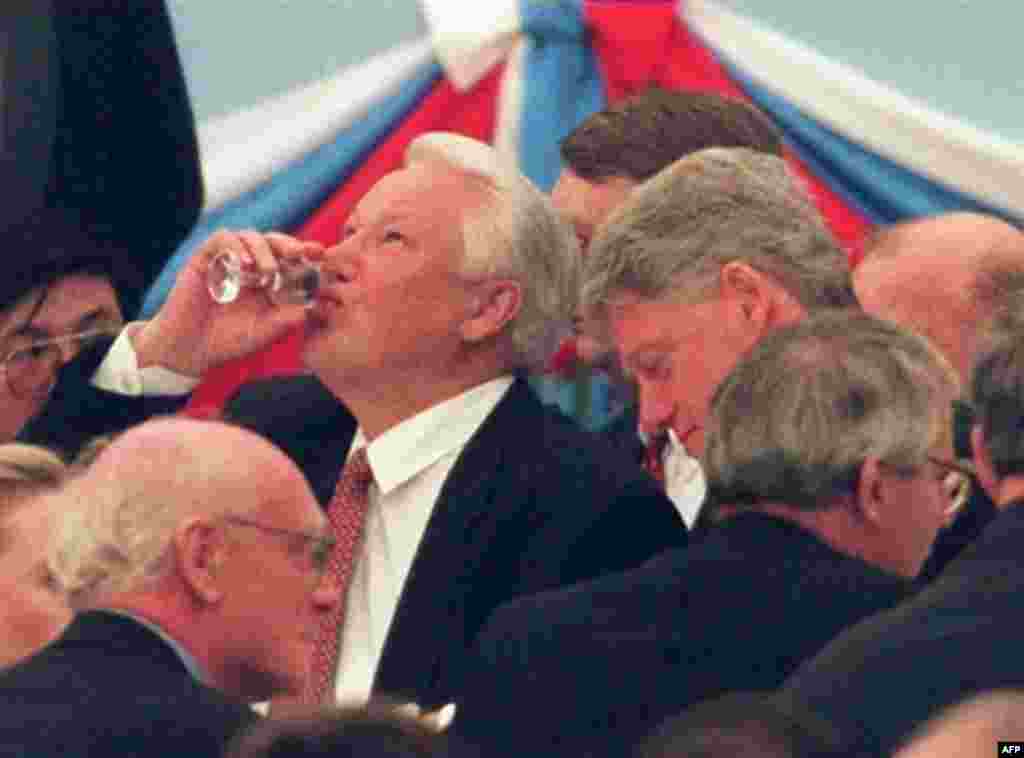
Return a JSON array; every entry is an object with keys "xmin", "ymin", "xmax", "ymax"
[
  {"xmin": 0, "ymin": 611, "xmax": 256, "ymax": 758},
  {"xmin": 224, "ymin": 373, "xmax": 688, "ymax": 708},
  {"xmin": 773, "ymin": 501, "xmax": 1024, "ymax": 755},
  {"xmin": 451, "ymin": 512, "xmax": 911, "ymax": 758},
  {"xmin": 17, "ymin": 336, "xmax": 188, "ymax": 458}
]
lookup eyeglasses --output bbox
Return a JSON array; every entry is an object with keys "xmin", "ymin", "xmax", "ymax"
[
  {"xmin": 223, "ymin": 515, "xmax": 336, "ymax": 574},
  {"xmin": 926, "ymin": 456, "xmax": 975, "ymax": 520},
  {"xmin": 1, "ymin": 327, "xmax": 120, "ymax": 398}
]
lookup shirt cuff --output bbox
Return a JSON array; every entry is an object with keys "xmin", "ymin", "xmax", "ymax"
[{"xmin": 91, "ymin": 324, "xmax": 200, "ymax": 397}]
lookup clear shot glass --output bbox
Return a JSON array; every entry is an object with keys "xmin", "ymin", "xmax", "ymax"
[{"xmin": 207, "ymin": 250, "xmax": 321, "ymax": 306}]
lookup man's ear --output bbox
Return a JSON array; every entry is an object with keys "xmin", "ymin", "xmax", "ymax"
[
  {"xmin": 173, "ymin": 518, "xmax": 225, "ymax": 606},
  {"xmin": 971, "ymin": 424, "xmax": 1000, "ymax": 504},
  {"xmin": 460, "ymin": 279, "xmax": 522, "ymax": 343},
  {"xmin": 854, "ymin": 457, "xmax": 886, "ymax": 529},
  {"xmin": 719, "ymin": 262, "xmax": 774, "ymax": 341}
]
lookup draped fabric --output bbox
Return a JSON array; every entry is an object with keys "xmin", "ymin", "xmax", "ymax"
[{"xmin": 136, "ymin": 0, "xmax": 1019, "ymax": 419}]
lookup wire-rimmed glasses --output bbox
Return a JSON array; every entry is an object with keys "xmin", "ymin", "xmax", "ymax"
[
  {"xmin": 222, "ymin": 515, "xmax": 337, "ymax": 575},
  {"xmin": 1, "ymin": 327, "xmax": 120, "ymax": 398}
]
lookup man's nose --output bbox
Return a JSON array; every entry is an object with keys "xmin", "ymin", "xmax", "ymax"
[
  {"xmin": 637, "ymin": 383, "xmax": 675, "ymax": 438},
  {"xmin": 321, "ymin": 242, "xmax": 360, "ymax": 285}
]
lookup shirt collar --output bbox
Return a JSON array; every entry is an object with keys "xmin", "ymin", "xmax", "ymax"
[{"xmin": 351, "ymin": 376, "xmax": 514, "ymax": 495}]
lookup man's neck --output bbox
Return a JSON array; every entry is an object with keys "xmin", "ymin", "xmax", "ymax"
[
  {"xmin": 319, "ymin": 359, "xmax": 510, "ymax": 442},
  {"xmin": 713, "ymin": 500, "xmax": 909, "ymax": 576},
  {"xmin": 99, "ymin": 598, "xmax": 215, "ymax": 684}
]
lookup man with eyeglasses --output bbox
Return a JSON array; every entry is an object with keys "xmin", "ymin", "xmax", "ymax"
[
  {"xmin": 4, "ymin": 212, "xmax": 320, "ymax": 456},
  {"xmin": 451, "ymin": 311, "xmax": 961, "ymax": 758},
  {"xmin": 853, "ymin": 211, "xmax": 1024, "ymax": 580},
  {"xmin": 0, "ymin": 417, "xmax": 339, "ymax": 757},
  {"xmin": 771, "ymin": 293, "xmax": 1024, "ymax": 757}
]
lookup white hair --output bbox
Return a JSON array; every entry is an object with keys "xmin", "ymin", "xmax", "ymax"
[
  {"xmin": 48, "ymin": 419, "xmax": 279, "ymax": 609},
  {"xmin": 404, "ymin": 132, "xmax": 581, "ymax": 369}
]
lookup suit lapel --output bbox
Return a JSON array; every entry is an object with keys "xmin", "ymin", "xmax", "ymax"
[{"xmin": 373, "ymin": 377, "xmax": 536, "ymax": 705}]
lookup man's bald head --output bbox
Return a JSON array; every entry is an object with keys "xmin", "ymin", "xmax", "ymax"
[
  {"xmin": 855, "ymin": 212, "xmax": 1024, "ymax": 383},
  {"xmin": 81, "ymin": 416, "xmax": 294, "ymax": 503},
  {"xmin": 49, "ymin": 417, "xmax": 336, "ymax": 702},
  {"xmin": 51, "ymin": 417, "xmax": 317, "ymax": 608}
]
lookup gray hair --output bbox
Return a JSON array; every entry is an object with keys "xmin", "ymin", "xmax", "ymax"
[
  {"xmin": 971, "ymin": 292, "xmax": 1024, "ymax": 479},
  {"xmin": 48, "ymin": 419, "xmax": 272, "ymax": 609},
  {"xmin": 582, "ymin": 148, "xmax": 854, "ymax": 317},
  {"xmin": 704, "ymin": 310, "xmax": 959, "ymax": 511},
  {"xmin": 0, "ymin": 443, "xmax": 68, "ymax": 549},
  {"xmin": 0, "ymin": 443, "xmax": 67, "ymax": 490},
  {"xmin": 405, "ymin": 132, "xmax": 581, "ymax": 369}
]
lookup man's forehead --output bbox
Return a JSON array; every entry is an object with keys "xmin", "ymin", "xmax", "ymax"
[
  {"xmin": 608, "ymin": 296, "xmax": 688, "ymax": 352},
  {"xmin": 8, "ymin": 274, "xmax": 121, "ymax": 339},
  {"xmin": 355, "ymin": 162, "xmax": 480, "ymax": 220}
]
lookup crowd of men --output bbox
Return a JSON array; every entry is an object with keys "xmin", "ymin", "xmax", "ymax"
[{"xmin": 2, "ymin": 86, "xmax": 1024, "ymax": 758}]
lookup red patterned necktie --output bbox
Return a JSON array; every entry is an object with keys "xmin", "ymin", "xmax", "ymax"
[
  {"xmin": 643, "ymin": 431, "xmax": 669, "ymax": 486},
  {"xmin": 303, "ymin": 446, "xmax": 374, "ymax": 704}
]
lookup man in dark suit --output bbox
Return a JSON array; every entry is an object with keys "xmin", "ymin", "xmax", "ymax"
[
  {"xmin": 450, "ymin": 311, "xmax": 961, "ymax": 758},
  {"xmin": 771, "ymin": 294, "xmax": 1024, "ymax": 756},
  {"xmin": 852, "ymin": 212, "xmax": 1024, "ymax": 580},
  {"xmin": 222, "ymin": 132, "xmax": 686, "ymax": 710},
  {"xmin": 550, "ymin": 88, "xmax": 786, "ymax": 525},
  {"xmin": 0, "ymin": 417, "xmax": 339, "ymax": 757},
  {"xmin": 6, "ymin": 225, "xmax": 323, "ymax": 456},
  {"xmin": 557, "ymin": 147, "xmax": 856, "ymax": 543},
  {"xmin": 0, "ymin": 0, "xmax": 227, "ymax": 455}
]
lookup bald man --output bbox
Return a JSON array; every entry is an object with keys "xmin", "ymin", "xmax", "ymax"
[
  {"xmin": 0, "ymin": 417, "xmax": 338, "ymax": 757},
  {"xmin": 854, "ymin": 211, "xmax": 1024, "ymax": 579},
  {"xmin": 856, "ymin": 212, "xmax": 1024, "ymax": 382}
]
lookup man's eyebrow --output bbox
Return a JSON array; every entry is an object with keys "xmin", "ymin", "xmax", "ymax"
[{"xmin": 12, "ymin": 307, "xmax": 118, "ymax": 342}]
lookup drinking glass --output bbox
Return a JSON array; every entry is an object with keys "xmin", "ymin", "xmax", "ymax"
[{"xmin": 207, "ymin": 250, "xmax": 321, "ymax": 306}]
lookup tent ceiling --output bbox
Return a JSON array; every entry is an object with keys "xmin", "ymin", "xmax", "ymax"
[
  {"xmin": 166, "ymin": 0, "xmax": 427, "ymax": 124},
  {"xmin": 721, "ymin": 0, "xmax": 1024, "ymax": 145}
]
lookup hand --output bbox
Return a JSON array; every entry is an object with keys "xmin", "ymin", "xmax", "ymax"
[{"xmin": 132, "ymin": 230, "xmax": 325, "ymax": 377}]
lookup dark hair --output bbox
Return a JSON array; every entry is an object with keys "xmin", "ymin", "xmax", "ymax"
[
  {"xmin": 225, "ymin": 702, "xmax": 459, "ymax": 758},
  {"xmin": 560, "ymin": 87, "xmax": 783, "ymax": 183},
  {"xmin": 635, "ymin": 692, "xmax": 867, "ymax": 758},
  {"xmin": 0, "ymin": 211, "xmax": 119, "ymax": 315}
]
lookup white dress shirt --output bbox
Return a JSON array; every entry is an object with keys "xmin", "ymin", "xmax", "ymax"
[
  {"xmin": 331, "ymin": 375, "xmax": 514, "ymax": 707},
  {"xmin": 662, "ymin": 429, "xmax": 707, "ymax": 529},
  {"xmin": 91, "ymin": 324, "xmax": 199, "ymax": 396}
]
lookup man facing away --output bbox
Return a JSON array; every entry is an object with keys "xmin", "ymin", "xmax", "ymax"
[
  {"xmin": 451, "ymin": 310, "xmax": 960, "ymax": 758},
  {"xmin": 223, "ymin": 132, "xmax": 686, "ymax": 710},
  {"xmin": 0, "ymin": 417, "xmax": 339, "ymax": 757},
  {"xmin": 773, "ymin": 292, "xmax": 1024, "ymax": 755}
]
